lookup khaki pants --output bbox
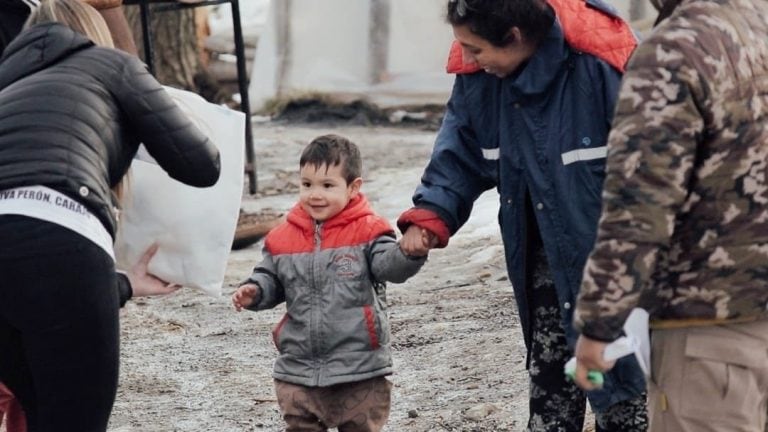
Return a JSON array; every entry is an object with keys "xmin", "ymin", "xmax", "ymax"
[
  {"xmin": 274, "ymin": 376, "xmax": 392, "ymax": 432},
  {"xmin": 649, "ymin": 320, "xmax": 768, "ymax": 432}
]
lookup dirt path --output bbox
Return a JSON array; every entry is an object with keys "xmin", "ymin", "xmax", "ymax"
[{"xmin": 109, "ymin": 124, "xmax": 538, "ymax": 431}]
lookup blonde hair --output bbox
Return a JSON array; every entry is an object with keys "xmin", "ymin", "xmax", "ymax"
[
  {"xmin": 27, "ymin": 0, "xmax": 126, "ymax": 203},
  {"xmin": 26, "ymin": 0, "xmax": 114, "ymax": 48}
]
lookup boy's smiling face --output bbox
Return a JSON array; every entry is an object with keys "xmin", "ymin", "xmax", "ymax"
[{"xmin": 299, "ymin": 162, "xmax": 362, "ymax": 222}]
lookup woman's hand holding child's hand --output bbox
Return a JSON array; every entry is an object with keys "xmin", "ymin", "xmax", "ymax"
[
  {"xmin": 232, "ymin": 283, "xmax": 261, "ymax": 311},
  {"xmin": 400, "ymin": 225, "xmax": 438, "ymax": 257}
]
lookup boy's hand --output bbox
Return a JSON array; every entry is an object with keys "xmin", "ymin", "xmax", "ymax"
[
  {"xmin": 400, "ymin": 225, "xmax": 437, "ymax": 257},
  {"xmin": 232, "ymin": 283, "xmax": 261, "ymax": 312}
]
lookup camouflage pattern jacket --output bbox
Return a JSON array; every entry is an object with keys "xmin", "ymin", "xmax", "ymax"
[{"xmin": 575, "ymin": 0, "xmax": 768, "ymax": 341}]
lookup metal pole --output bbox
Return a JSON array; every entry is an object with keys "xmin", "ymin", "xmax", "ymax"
[
  {"xmin": 230, "ymin": 0, "xmax": 257, "ymax": 194},
  {"xmin": 126, "ymin": 0, "xmax": 257, "ymax": 194},
  {"xmin": 138, "ymin": 2, "xmax": 154, "ymax": 74}
]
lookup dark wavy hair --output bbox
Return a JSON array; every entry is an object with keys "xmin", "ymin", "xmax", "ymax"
[
  {"xmin": 300, "ymin": 134, "xmax": 362, "ymax": 184},
  {"xmin": 447, "ymin": 0, "xmax": 555, "ymax": 47}
]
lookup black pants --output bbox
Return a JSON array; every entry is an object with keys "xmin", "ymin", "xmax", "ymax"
[
  {"xmin": 526, "ymin": 244, "xmax": 647, "ymax": 432},
  {"xmin": 0, "ymin": 215, "xmax": 120, "ymax": 432}
]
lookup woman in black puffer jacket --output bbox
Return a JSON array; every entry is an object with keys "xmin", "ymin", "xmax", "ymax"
[{"xmin": 0, "ymin": 1, "xmax": 220, "ymax": 431}]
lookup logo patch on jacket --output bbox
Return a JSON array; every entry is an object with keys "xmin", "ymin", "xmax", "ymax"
[{"xmin": 332, "ymin": 253, "xmax": 361, "ymax": 278}]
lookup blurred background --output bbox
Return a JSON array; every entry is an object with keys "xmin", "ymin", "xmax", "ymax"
[
  {"xmin": 123, "ymin": 0, "xmax": 657, "ymax": 246},
  {"xmin": 125, "ymin": 0, "xmax": 655, "ymax": 116}
]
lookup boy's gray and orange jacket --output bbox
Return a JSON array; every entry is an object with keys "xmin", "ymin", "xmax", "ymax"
[{"xmin": 245, "ymin": 194, "xmax": 425, "ymax": 387}]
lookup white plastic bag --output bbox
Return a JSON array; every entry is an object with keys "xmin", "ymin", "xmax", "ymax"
[{"xmin": 114, "ymin": 86, "xmax": 245, "ymax": 297}]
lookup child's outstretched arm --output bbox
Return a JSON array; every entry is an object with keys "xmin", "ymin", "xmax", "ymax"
[
  {"xmin": 232, "ymin": 283, "xmax": 261, "ymax": 312},
  {"xmin": 236, "ymin": 249, "xmax": 285, "ymax": 311},
  {"xmin": 369, "ymin": 233, "xmax": 427, "ymax": 284}
]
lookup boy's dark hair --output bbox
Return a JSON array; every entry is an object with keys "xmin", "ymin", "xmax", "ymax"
[
  {"xmin": 447, "ymin": 0, "xmax": 555, "ymax": 48},
  {"xmin": 300, "ymin": 134, "xmax": 362, "ymax": 184}
]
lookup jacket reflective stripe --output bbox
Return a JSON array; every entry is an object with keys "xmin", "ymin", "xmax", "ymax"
[
  {"xmin": 481, "ymin": 147, "xmax": 500, "ymax": 160},
  {"xmin": 561, "ymin": 146, "xmax": 607, "ymax": 165}
]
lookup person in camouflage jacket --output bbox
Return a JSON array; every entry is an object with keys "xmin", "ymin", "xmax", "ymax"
[{"xmin": 572, "ymin": 0, "xmax": 768, "ymax": 429}]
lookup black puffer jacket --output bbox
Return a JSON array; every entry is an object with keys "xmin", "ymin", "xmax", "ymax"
[{"xmin": 0, "ymin": 22, "xmax": 221, "ymax": 236}]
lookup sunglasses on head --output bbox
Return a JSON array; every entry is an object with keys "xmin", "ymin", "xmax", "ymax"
[{"xmin": 449, "ymin": 0, "xmax": 470, "ymax": 16}]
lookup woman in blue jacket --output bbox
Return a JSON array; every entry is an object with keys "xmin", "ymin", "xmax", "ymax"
[{"xmin": 398, "ymin": 0, "xmax": 646, "ymax": 430}]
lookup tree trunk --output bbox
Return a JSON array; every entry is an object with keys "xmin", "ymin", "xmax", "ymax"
[
  {"xmin": 368, "ymin": 0, "xmax": 390, "ymax": 85},
  {"xmin": 124, "ymin": 6, "xmax": 199, "ymax": 90},
  {"xmin": 629, "ymin": 0, "xmax": 648, "ymax": 21}
]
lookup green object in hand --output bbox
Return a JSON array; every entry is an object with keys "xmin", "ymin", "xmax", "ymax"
[
  {"xmin": 564, "ymin": 358, "xmax": 605, "ymax": 387},
  {"xmin": 563, "ymin": 335, "xmax": 642, "ymax": 388}
]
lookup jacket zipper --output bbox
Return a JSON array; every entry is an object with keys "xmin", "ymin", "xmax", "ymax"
[{"xmin": 310, "ymin": 221, "xmax": 322, "ymax": 385}]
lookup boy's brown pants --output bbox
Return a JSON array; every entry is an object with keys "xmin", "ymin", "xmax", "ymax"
[
  {"xmin": 274, "ymin": 376, "xmax": 392, "ymax": 432},
  {"xmin": 649, "ymin": 320, "xmax": 768, "ymax": 432}
]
